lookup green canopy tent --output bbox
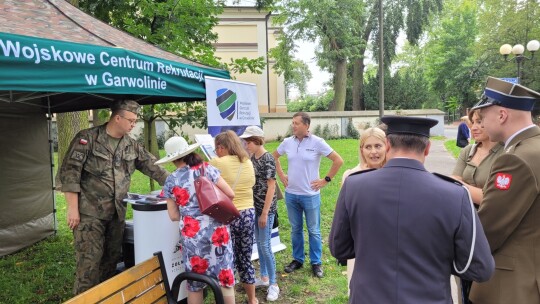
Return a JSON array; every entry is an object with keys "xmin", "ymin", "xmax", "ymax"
[
  {"xmin": 0, "ymin": 32, "xmax": 229, "ymax": 112},
  {"xmin": 0, "ymin": 0, "xmax": 229, "ymax": 256}
]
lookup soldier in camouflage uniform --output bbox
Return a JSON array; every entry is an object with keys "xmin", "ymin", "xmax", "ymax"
[{"xmin": 57, "ymin": 100, "xmax": 169, "ymax": 294}]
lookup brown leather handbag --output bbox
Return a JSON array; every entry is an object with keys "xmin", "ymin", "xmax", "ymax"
[{"xmin": 195, "ymin": 163, "xmax": 240, "ymax": 224}]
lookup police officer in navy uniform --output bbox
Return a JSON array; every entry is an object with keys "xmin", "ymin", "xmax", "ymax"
[
  {"xmin": 329, "ymin": 116, "xmax": 494, "ymax": 304},
  {"xmin": 469, "ymin": 77, "xmax": 540, "ymax": 304}
]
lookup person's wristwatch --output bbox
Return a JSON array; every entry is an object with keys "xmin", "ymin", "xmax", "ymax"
[{"xmin": 324, "ymin": 176, "xmax": 332, "ymax": 182}]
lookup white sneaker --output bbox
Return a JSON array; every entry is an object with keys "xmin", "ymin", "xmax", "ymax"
[
  {"xmin": 267, "ymin": 284, "xmax": 279, "ymax": 302},
  {"xmin": 254, "ymin": 277, "xmax": 269, "ymax": 288}
]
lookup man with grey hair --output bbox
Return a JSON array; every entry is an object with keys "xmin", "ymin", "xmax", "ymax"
[
  {"xmin": 330, "ymin": 115, "xmax": 494, "ymax": 303},
  {"xmin": 58, "ymin": 100, "xmax": 169, "ymax": 294}
]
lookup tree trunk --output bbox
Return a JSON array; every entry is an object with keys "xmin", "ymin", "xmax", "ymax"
[
  {"xmin": 92, "ymin": 109, "xmax": 107, "ymax": 127},
  {"xmin": 57, "ymin": 111, "xmax": 89, "ymax": 174},
  {"xmin": 352, "ymin": 4, "xmax": 376, "ymax": 111},
  {"xmin": 352, "ymin": 58, "xmax": 366, "ymax": 110},
  {"xmin": 330, "ymin": 58, "xmax": 348, "ymax": 111},
  {"xmin": 143, "ymin": 105, "xmax": 159, "ymax": 191}
]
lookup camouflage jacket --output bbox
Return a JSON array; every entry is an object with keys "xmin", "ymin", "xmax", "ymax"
[{"xmin": 58, "ymin": 124, "xmax": 169, "ymax": 220}]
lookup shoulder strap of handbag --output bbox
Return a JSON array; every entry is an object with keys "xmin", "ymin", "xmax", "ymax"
[
  {"xmin": 199, "ymin": 162, "xmax": 206, "ymax": 177},
  {"xmin": 232, "ymin": 162, "xmax": 242, "ymax": 191}
]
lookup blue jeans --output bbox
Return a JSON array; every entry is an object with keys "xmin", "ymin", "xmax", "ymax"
[
  {"xmin": 285, "ymin": 192, "xmax": 322, "ymax": 265},
  {"xmin": 254, "ymin": 213, "xmax": 276, "ymax": 284}
]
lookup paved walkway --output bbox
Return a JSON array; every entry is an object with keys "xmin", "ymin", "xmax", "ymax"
[
  {"xmin": 424, "ymin": 138, "xmax": 457, "ymax": 175},
  {"xmin": 425, "ymin": 136, "xmax": 460, "ymax": 304}
]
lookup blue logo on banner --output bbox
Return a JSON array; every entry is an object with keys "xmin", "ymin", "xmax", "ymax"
[
  {"xmin": 216, "ymin": 88, "xmax": 237, "ymax": 121},
  {"xmin": 500, "ymin": 78, "xmax": 519, "ymax": 84}
]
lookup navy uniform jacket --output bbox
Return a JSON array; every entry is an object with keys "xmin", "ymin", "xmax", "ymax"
[{"xmin": 329, "ymin": 158, "xmax": 494, "ymax": 303}]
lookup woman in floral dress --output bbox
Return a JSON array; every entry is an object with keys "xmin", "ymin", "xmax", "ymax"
[{"xmin": 156, "ymin": 136, "xmax": 236, "ymax": 304}]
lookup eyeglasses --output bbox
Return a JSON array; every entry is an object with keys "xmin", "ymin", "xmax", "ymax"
[{"xmin": 119, "ymin": 115, "xmax": 138, "ymax": 125}]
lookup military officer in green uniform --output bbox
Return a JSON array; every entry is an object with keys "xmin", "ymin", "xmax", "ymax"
[
  {"xmin": 469, "ymin": 77, "xmax": 540, "ymax": 304},
  {"xmin": 58, "ymin": 100, "xmax": 169, "ymax": 294}
]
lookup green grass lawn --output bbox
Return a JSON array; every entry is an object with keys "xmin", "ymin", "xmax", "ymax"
[
  {"xmin": 0, "ymin": 137, "xmax": 459, "ymax": 303},
  {"xmin": 444, "ymin": 139, "xmax": 463, "ymax": 159}
]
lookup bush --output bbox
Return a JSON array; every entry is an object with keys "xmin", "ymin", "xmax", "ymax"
[
  {"xmin": 346, "ymin": 120, "xmax": 360, "ymax": 139},
  {"xmin": 287, "ymin": 90, "xmax": 334, "ymax": 112},
  {"xmin": 313, "ymin": 124, "xmax": 322, "ymax": 137},
  {"xmin": 322, "ymin": 123, "xmax": 339, "ymax": 139},
  {"xmin": 312, "ymin": 123, "xmax": 339, "ymax": 139},
  {"xmin": 157, "ymin": 132, "xmax": 167, "ymax": 149}
]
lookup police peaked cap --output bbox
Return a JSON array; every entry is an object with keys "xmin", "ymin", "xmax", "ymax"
[
  {"xmin": 472, "ymin": 77, "xmax": 540, "ymax": 111},
  {"xmin": 380, "ymin": 116, "xmax": 438, "ymax": 138}
]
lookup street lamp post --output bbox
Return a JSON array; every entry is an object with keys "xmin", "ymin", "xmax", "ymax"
[{"xmin": 499, "ymin": 40, "xmax": 539, "ymax": 84}]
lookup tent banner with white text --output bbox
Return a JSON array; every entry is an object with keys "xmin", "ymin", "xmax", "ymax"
[{"xmin": 0, "ymin": 32, "xmax": 229, "ymax": 98}]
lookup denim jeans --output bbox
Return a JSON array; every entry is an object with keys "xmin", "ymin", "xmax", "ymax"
[
  {"xmin": 285, "ymin": 192, "xmax": 322, "ymax": 265},
  {"xmin": 254, "ymin": 213, "xmax": 276, "ymax": 284}
]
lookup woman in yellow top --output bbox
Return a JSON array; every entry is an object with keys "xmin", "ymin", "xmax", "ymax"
[
  {"xmin": 210, "ymin": 131, "xmax": 258, "ymax": 304},
  {"xmin": 341, "ymin": 127, "xmax": 387, "ymax": 295}
]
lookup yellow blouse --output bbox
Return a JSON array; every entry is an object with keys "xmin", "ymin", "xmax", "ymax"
[{"xmin": 209, "ymin": 155, "xmax": 255, "ymax": 210}]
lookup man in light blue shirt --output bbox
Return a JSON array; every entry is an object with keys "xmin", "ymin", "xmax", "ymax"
[{"xmin": 272, "ymin": 112, "xmax": 343, "ymax": 278}]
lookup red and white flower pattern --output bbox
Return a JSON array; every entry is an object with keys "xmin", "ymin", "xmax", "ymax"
[
  {"xmin": 172, "ymin": 186, "xmax": 189, "ymax": 206},
  {"xmin": 162, "ymin": 164, "xmax": 235, "ymax": 292},
  {"xmin": 181, "ymin": 216, "xmax": 200, "ymax": 238}
]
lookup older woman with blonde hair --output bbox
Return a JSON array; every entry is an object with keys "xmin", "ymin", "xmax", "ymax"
[
  {"xmin": 210, "ymin": 131, "xmax": 258, "ymax": 304},
  {"xmin": 342, "ymin": 127, "xmax": 387, "ymax": 180},
  {"xmin": 340, "ymin": 126, "xmax": 387, "ymax": 295},
  {"xmin": 456, "ymin": 116, "xmax": 472, "ymax": 148}
]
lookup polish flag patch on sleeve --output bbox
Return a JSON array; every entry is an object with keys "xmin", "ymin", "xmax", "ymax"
[
  {"xmin": 495, "ymin": 173, "xmax": 512, "ymax": 190},
  {"xmin": 79, "ymin": 138, "xmax": 88, "ymax": 145}
]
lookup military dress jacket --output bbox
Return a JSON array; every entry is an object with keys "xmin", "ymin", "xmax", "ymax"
[
  {"xmin": 58, "ymin": 124, "xmax": 169, "ymax": 220},
  {"xmin": 470, "ymin": 126, "xmax": 540, "ymax": 304},
  {"xmin": 329, "ymin": 158, "xmax": 494, "ymax": 304}
]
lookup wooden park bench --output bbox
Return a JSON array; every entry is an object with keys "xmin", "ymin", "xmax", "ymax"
[{"xmin": 63, "ymin": 251, "xmax": 224, "ymax": 304}]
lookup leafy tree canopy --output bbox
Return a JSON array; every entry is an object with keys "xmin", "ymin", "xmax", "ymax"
[{"xmin": 79, "ymin": 0, "xmax": 223, "ymax": 66}]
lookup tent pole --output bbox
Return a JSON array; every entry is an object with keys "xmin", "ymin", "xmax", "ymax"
[{"xmin": 47, "ymin": 96, "xmax": 58, "ymax": 234}]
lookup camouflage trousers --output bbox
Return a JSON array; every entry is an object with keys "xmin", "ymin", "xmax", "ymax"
[{"xmin": 73, "ymin": 213, "xmax": 125, "ymax": 295}]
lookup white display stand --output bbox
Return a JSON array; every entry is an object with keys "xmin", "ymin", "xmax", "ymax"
[
  {"xmin": 129, "ymin": 201, "xmax": 187, "ymax": 302},
  {"xmin": 251, "ymin": 227, "xmax": 287, "ymax": 261}
]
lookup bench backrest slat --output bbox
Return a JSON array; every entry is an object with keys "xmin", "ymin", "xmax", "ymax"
[
  {"xmin": 128, "ymin": 283, "xmax": 168, "ymax": 304},
  {"xmin": 63, "ymin": 256, "xmax": 164, "ymax": 304},
  {"xmin": 100, "ymin": 269, "xmax": 164, "ymax": 304}
]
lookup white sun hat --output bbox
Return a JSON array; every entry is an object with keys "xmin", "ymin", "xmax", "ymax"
[
  {"xmin": 239, "ymin": 126, "xmax": 264, "ymax": 138},
  {"xmin": 154, "ymin": 136, "xmax": 200, "ymax": 165}
]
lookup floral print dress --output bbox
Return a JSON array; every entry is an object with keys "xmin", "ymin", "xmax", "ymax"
[{"xmin": 163, "ymin": 163, "xmax": 235, "ymax": 292}]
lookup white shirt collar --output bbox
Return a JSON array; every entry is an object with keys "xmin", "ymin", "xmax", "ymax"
[{"xmin": 505, "ymin": 124, "xmax": 535, "ymax": 149}]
